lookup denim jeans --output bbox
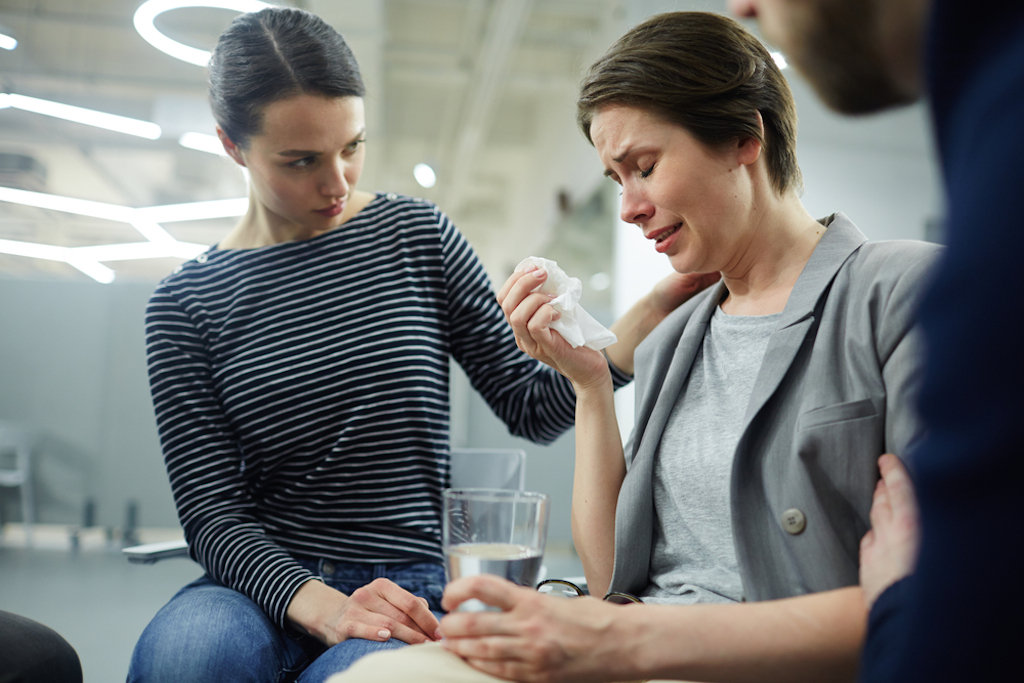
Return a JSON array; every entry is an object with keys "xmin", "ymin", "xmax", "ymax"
[{"xmin": 127, "ymin": 558, "xmax": 446, "ymax": 683}]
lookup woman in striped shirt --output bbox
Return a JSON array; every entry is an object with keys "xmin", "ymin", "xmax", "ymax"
[{"xmin": 127, "ymin": 7, "xmax": 708, "ymax": 683}]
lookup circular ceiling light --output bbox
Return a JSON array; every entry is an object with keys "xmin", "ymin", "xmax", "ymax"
[
  {"xmin": 134, "ymin": 0, "xmax": 271, "ymax": 66},
  {"xmin": 414, "ymin": 163, "xmax": 437, "ymax": 189}
]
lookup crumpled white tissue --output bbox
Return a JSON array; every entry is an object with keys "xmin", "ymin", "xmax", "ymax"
[{"xmin": 515, "ymin": 256, "xmax": 618, "ymax": 350}]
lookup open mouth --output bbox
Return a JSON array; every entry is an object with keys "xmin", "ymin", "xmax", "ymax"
[{"xmin": 648, "ymin": 223, "xmax": 681, "ymax": 243}]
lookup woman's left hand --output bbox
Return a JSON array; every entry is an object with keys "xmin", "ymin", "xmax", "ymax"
[{"xmin": 439, "ymin": 574, "xmax": 633, "ymax": 683}]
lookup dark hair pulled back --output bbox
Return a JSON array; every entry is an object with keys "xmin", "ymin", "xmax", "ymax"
[
  {"xmin": 577, "ymin": 12, "xmax": 801, "ymax": 196},
  {"xmin": 209, "ymin": 7, "xmax": 365, "ymax": 149}
]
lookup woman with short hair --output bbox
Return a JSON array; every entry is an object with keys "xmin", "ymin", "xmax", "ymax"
[{"xmin": 332, "ymin": 11, "xmax": 940, "ymax": 683}]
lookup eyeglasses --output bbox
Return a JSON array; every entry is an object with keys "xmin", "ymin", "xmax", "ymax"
[{"xmin": 536, "ymin": 579, "xmax": 642, "ymax": 604}]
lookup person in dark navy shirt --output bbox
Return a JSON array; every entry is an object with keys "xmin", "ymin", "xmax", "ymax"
[{"xmin": 731, "ymin": 1, "xmax": 1024, "ymax": 681}]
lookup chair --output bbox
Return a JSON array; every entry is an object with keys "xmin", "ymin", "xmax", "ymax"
[
  {"xmin": 122, "ymin": 447, "xmax": 527, "ymax": 564},
  {"xmin": 0, "ymin": 423, "xmax": 35, "ymax": 547}
]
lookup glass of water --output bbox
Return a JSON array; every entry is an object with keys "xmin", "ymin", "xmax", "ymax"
[{"xmin": 442, "ymin": 488, "xmax": 550, "ymax": 610}]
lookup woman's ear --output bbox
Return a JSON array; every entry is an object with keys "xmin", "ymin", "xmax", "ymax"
[
  {"xmin": 217, "ymin": 127, "xmax": 246, "ymax": 167},
  {"xmin": 736, "ymin": 111, "xmax": 765, "ymax": 166}
]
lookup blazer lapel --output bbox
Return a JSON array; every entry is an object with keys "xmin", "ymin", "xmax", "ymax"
[
  {"xmin": 612, "ymin": 282, "xmax": 723, "ymax": 594},
  {"xmin": 740, "ymin": 214, "xmax": 868, "ymax": 429},
  {"xmin": 632, "ymin": 283, "xmax": 724, "ymax": 455}
]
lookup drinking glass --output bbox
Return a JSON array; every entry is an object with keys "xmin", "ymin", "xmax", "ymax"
[{"xmin": 442, "ymin": 488, "xmax": 550, "ymax": 610}]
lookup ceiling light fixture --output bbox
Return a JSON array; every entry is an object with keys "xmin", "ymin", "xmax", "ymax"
[
  {"xmin": 413, "ymin": 163, "xmax": 437, "ymax": 188},
  {"xmin": 0, "ymin": 93, "xmax": 161, "ymax": 139},
  {"xmin": 0, "ymin": 188, "xmax": 245, "ymax": 281},
  {"xmin": 71, "ymin": 241, "xmax": 208, "ymax": 262},
  {"xmin": 771, "ymin": 51, "xmax": 788, "ymax": 69},
  {"xmin": 0, "ymin": 187, "xmax": 174, "ymax": 242},
  {"xmin": 0, "ymin": 32, "xmax": 16, "ymax": 51},
  {"xmin": 0, "ymin": 238, "xmax": 116, "ymax": 284},
  {"xmin": 134, "ymin": 0, "xmax": 272, "ymax": 67},
  {"xmin": 179, "ymin": 131, "xmax": 226, "ymax": 155}
]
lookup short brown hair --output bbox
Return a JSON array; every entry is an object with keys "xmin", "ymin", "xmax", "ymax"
[{"xmin": 577, "ymin": 12, "xmax": 801, "ymax": 195}]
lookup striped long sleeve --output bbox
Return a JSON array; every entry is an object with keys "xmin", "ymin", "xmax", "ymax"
[{"xmin": 145, "ymin": 193, "xmax": 628, "ymax": 627}]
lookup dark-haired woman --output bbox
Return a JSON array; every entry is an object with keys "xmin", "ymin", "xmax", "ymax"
[
  {"xmin": 126, "ymin": 7, "xmax": 699, "ymax": 683},
  {"xmin": 331, "ymin": 11, "xmax": 940, "ymax": 683}
]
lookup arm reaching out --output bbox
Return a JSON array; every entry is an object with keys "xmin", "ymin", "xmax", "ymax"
[
  {"xmin": 439, "ymin": 574, "xmax": 865, "ymax": 683},
  {"xmin": 605, "ymin": 271, "xmax": 721, "ymax": 375}
]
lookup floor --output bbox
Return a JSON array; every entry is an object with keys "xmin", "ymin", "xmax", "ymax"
[{"xmin": 0, "ymin": 524, "xmax": 584, "ymax": 683}]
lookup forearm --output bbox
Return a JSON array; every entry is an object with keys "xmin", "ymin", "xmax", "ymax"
[
  {"xmin": 626, "ymin": 586, "xmax": 866, "ymax": 683},
  {"xmin": 569, "ymin": 377, "xmax": 626, "ymax": 599}
]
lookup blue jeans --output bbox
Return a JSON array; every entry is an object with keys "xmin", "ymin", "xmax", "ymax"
[{"xmin": 127, "ymin": 559, "xmax": 445, "ymax": 683}]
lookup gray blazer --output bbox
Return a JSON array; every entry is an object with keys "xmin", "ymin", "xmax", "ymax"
[{"xmin": 610, "ymin": 214, "xmax": 941, "ymax": 602}]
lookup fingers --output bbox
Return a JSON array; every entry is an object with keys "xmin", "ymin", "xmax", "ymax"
[
  {"xmin": 496, "ymin": 264, "xmax": 539, "ymax": 304},
  {"xmin": 501, "ymin": 273, "xmax": 556, "ymax": 329},
  {"xmin": 860, "ymin": 527, "xmax": 876, "ymax": 554},
  {"xmin": 346, "ymin": 579, "xmax": 441, "ymax": 644},
  {"xmin": 374, "ymin": 579, "xmax": 441, "ymax": 639},
  {"xmin": 877, "ymin": 454, "xmax": 918, "ymax": 525},
  {"xmin": 868, "ymin": 476, "xmax": 892, "ymax": 532},
  {"xmin": 444, "ymin": 631, "xmax": 530, "ymax": 657},
  {"xmin": 441, "ymin": 575, "xmax": 524, "ymax": 615},
  {"xmin": 497, "ymin": 266, "xmax": 547, "ymax": 313}
]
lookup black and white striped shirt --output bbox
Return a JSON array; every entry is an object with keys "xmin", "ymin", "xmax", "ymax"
[{"xmin": 146, "ymin": 193, "xmax": 628, "ymax": 626}]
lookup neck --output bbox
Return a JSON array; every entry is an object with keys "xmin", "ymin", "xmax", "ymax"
[
  {"xmin": 219, "ymin": 189, "xmax": 374, "ymax": 250},
  {"xmin": 718, "ymin": 191, "xmax": 824, "ymax": 316}
]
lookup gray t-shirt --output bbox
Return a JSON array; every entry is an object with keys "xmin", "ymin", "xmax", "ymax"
[{"xmin": 641, "ymin": 305, "xmax": 780, "ymax": 605}]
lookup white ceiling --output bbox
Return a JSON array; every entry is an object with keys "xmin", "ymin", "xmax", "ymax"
[{"xmin": 0, "ymin": 0, "xmax": 936, "ymax": 285}]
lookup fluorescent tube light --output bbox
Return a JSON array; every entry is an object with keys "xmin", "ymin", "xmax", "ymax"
[
  {"xmin": 71, "ymin": 241, "xmax": 208, "ymax": 261},
  {"xmin": 771, "ymin": 51, "xmax": 788, "ymax": 69},
  {"xmin": 136, "ymin": 197, "xmax": 248, "ymax": 223},
  {"xmin": 0, "ymin": 238, "xmax": 70, "ymax": 261},
  {"xmin": 0, "ymin": 239, "xmax": 116, "ymax": 284},
  {"xmin": 134, "ymin": 0, "xmax": 271, "ymax": 67},
  {"xmin": 0, "ymin": 187, "xmax": 176, "ymax": 242},
  {"xmin": 0, "ymin": 34, "xmax": 16, "ymax": 51},
  {"xmin": 179, "ymin": 131, "xmax": 226, "ymax": 155},
  {"xmin": 0, "ymin": 186, "xmax": 138, "ymax": 222},
  {"xmin": 2, "ymin": 93, "xmax": 161, "ymax": 139},
  {"xmin": 67, "ymin": 260, "xmax": 116, "ymax": 284}
]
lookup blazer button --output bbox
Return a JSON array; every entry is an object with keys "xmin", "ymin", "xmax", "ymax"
[{"xmin": 781, "ymin": 508, "xmax": 806, "ymax": 535}]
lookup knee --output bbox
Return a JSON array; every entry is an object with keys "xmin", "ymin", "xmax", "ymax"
[
  {"xmin": 128, "ymin": 594, "xmax": 282, "ymax": 683},
  {"xmin": 0, "ymin": 611, "xmax": 82, "ymax": 683}
]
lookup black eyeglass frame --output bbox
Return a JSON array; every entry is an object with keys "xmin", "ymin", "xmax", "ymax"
[{"xmin": 536, "ymin": 578, "xmax": 642, "ymax": 604}]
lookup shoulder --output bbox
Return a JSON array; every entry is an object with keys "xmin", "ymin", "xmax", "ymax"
[
  {"xmin": 841, "ymin": 239, "xmax": 943, "ymax": 292},
  {"xmin": 365, "ymin": 191, "xmax": 445, "ymax": 224}
]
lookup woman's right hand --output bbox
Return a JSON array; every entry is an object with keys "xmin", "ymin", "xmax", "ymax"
[
  {"xmin": 496, "ymin": 265, "xmax": 610, "ymax": 391},
  {"xmin": 287, "ymin": 577, "xmax": 441, "ymax": 647}
]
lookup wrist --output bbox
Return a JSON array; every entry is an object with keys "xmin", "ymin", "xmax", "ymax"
[
  {"xmin": 571, "ymin": 369, "xmax": 613, "ymax": 397},
  {"xmin": 287, "ymin": 579, "xmax": 345, "ymax": 642}
]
